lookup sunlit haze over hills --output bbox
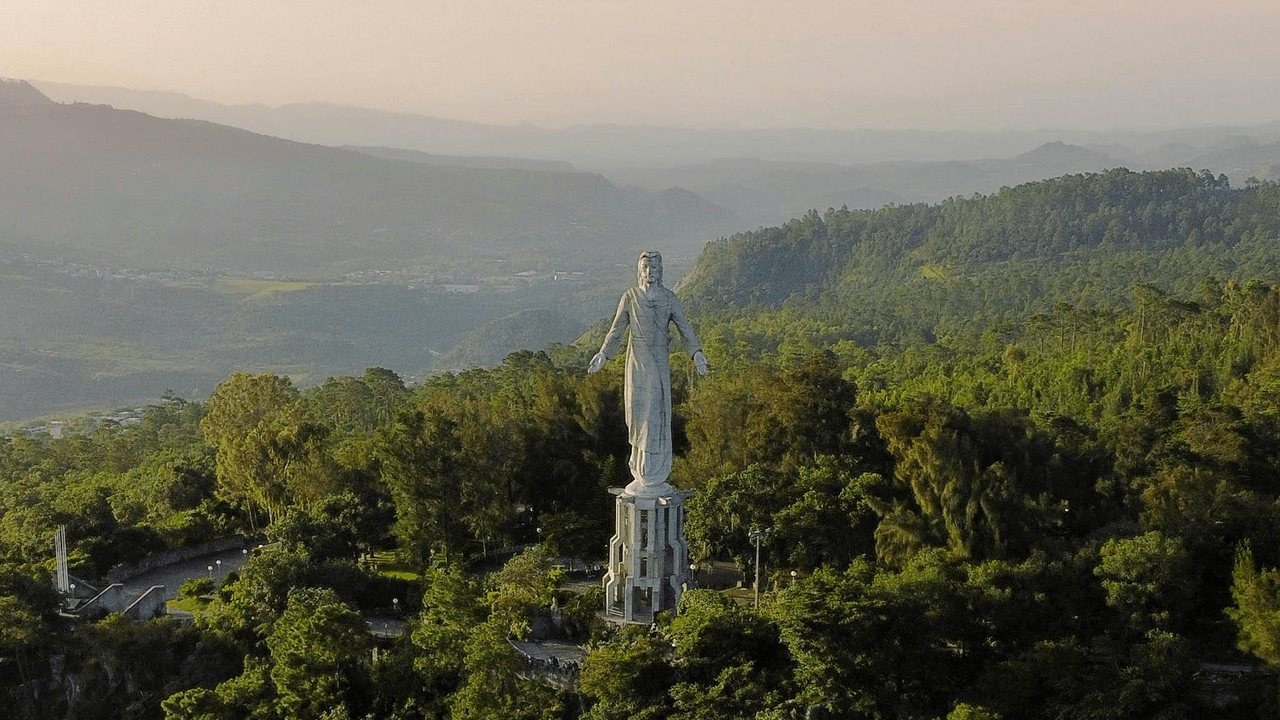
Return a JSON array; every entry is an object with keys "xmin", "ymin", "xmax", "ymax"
[
  {"xmin": 5, "ymin": 0, "xmax": 1280, "ymax": 132},
  {"xmin": 4, "ymin": 0, "xmax": 1280, "ymax": 422}
]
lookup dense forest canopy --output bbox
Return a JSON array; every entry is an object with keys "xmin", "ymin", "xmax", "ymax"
[{"xmin": 5, "ymin": 169, "xmax": 1280, "ymax": 718}]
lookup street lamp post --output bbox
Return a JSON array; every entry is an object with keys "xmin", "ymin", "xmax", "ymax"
[
  {"xmin": 207, "ymin": 564, "xmax": 213, "ymax": 577},
  {"xmin": 749, "ymin": 527, "xmax": 771, "ymax": 609}
]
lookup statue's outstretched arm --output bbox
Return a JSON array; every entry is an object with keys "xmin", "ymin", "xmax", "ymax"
[
  {"xmin": 590, "ymin": 294, "xmax": 631, "ymax": 374},
  {"xmin": 692, "ymin": 350, "xmax": 709, "ymax": 375},
  {"xmin": 669, "ymin": 296, "xmax": 708, "ymax": 375}
]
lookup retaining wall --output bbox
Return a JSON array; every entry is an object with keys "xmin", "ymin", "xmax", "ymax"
[
  {"xmin": 124, "ymin": 586, "xmax": 167, "ymax": 621},
  {"xmin": 77, "ymin": 584, "xmax": 125, "ymax": 618}
]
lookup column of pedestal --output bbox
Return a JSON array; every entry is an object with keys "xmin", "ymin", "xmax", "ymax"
[
  {"xmin": 630, "ymin": 495, "xmax": 653, "ymax": 620},
  {"xmin": 602, "ymin": 488, "xmax": 693, "ymax": 622},
  {"xmin": 659, "ymin": 493, "xmax": 692, "ymax": 611},
  {"xmin": 653, "ymin": 497, "xmax": 668, "ymax": 610},
  {"xmin": 603, "ymin": 492, "xmax": 630, "ymax": 617}
]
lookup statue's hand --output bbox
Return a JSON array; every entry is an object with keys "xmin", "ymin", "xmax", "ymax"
[
  {"xmin": 693, "ymin": 350, "xmax": 709, "ymax": 376},
  {"xmin": 588, "ymin": 352, "xmax": 607, "ymax": 374}
]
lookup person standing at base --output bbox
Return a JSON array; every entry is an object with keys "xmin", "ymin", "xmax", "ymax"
[{"xmin": 589, "ymin": 250, "xmax": 708, "ymax": 492}]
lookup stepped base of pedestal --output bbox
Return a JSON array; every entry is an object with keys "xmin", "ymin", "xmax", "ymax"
[
  {"xmin": 605, "ymin": 602, "xmax": 652, "ymax": 624},
  {"xmin": 621, "ymin": 479, "xmax": 675, "ymax": 498}
]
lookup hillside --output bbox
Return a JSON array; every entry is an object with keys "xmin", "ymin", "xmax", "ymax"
[
  {"xmin": 434, "ymin": 307, "xmax": 586, "ymax": 370},
  {"xmin": 11, "ymin": 136, "xmax": 1280, "ymax": 718},
  {"xmin": 0, "ymin": 86, "xmax": 736, "ymax": 276},
  {"xmin": 678, "ymin": 168, "xmax": 1280, "ymax": 360}
]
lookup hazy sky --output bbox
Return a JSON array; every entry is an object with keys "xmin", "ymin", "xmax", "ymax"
[{"xmin": 4, "ymin": 0, "xmax": 1279, "ymax": 131}]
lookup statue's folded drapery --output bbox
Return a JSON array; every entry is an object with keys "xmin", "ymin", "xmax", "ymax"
[{"xmin": 598, "ymin": 283, "xmax": 702, "ymax": 486}]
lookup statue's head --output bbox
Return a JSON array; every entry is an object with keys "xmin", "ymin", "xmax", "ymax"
[{"xmin": 637, "ymin": 250, "xmax": 663, "ymax": 287}]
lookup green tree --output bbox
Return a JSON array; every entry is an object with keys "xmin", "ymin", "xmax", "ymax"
[
  {"xmin": 1095, "ymin": 531, "xmax": 1192, "ymax": 635},
  {"xmin": 445, "ymin": 548, "xmax": 562, "ymax": 720},
  {"xmin": 666, "ymin": 590, "xmax": 795, "ymax": 720},
  {"xmin": 1227, "ymin": 543, "xmax": 1280, "ymax": 666},
  {"xmin": 679, "ymin": 353, "xmax": 864, "ymax": 485},
  {"xmin": 411, "ymin": 565, "xmax": 484, "ymax": 708},
  {"xmin": 446, "ymin": 618, "xmax": 539, "ymax": 720},
  {"xmin": 771, "ymin": 463, "xmax": 884, "ymax": 571},
  {"xmin": 268, "ymin": 491, "xmax": 386, "ymax": 563},
  {"xmin": 871, "ymin": 406, "xmax": 1060, "ymax": 567},
  {"xmin": 485, "ymin": 546, "xmax": 557, "ymax": 639},
  {"xmin": 266, "ymin": 587, "xmax": 371, "ymax": 720},
  {"xmin": 198, "ymin": 547, "xmax": 317, "ymax": 651},
  {"xmin": 201, "ymin": 373, "xmax": 337, "ymax": 528},
  {"xmin": 579, "ymin": 626, "xmax": 675, "ymax": 720},
  {"xmin": 940, "ymin": 704, "xmax": 1001, "ymax": 720},
  {"xmin": 0, "ymin": 594, "xmax": 42, "ymax": 692},
  {"xmin": 685, "ymin": 465, "xmax": 785, "ymax": 572},
  {"xmin": 161, "ymin": 687, "xmax": 233, "ymax": 720},
  {"xmin": 770, "ymin": 553, "xmax": 1035, "ymax": 720},
  {"xmin": 180, "ymin": 576, "xmax": 216, "ymax": 598},
  {"xmin": 375, "ymin": 408, "xmax": 475, "ymax": 564}
]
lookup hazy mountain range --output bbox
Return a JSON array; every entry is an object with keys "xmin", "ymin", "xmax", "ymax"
[
  {"xmin": 608, "ymin": 139, "xmax": 1280, "ymax": 229},
  {"xmin": 0, "ymin": 81, "xmax": 736, "ymax": 276},
  {"xmin": 30, "ymin": 79, "xmax": 1280, "ymax": 233},
  {"xmin": 5, "ymin": 76, "xmax": 1280, "ymax": 422},
  {"xmin": 32, "ymin": 79, "xmax": 1280, "ymax": 169}
]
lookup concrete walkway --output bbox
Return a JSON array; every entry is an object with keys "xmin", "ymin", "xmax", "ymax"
[
  {"xmin": 127, "ymin": 546, "xmax": 254, "ymax": 599},
  {"xmin": 365, "ymin": 616, "xmax": 406, "ymax": 638}
]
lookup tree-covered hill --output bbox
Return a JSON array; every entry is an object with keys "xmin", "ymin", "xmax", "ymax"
[
  {"xmin": 680, "ymin": 168, "xmax": 1280, "ymax": 359},
  {"xmin": 434, "ymin": 307, "xmax": 587, "ymax": 370}
]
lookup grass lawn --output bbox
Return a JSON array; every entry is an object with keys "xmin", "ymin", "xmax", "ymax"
[
  {"xmin": 370, "ymin": 551, "xmax": 420, "ymax": 581},
  {"xmin": 168, "ymin": 596, "xmax": 213, "ymax": 613}
]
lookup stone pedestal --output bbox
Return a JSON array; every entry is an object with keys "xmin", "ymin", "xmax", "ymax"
[{"xmin": 603, "ymin": 483, "xmax": 692, "ymax": 622}]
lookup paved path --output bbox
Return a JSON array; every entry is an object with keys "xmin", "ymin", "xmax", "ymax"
[
  {"xmin": 127, "ymin": 546, "xmax": 253, "ymax": 599},
  {"xmin": 365, "ymin": 616, "xmax": 406, "ymax": 638},
  {"xmin": 510, "ymin": 639, "xmax": 588, "ymax": 664}
]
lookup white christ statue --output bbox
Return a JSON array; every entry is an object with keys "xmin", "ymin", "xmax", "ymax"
[{"xmin": 589, "ymin": 251, "xmax": 708, "ymax": 494}]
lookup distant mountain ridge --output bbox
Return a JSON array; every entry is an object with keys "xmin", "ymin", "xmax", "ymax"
[
  {"xmin": 0, "ymin": 78, "xmax": 52, "ymax": 106},
  {"xmin": 607, "ymin": 140, "xmax": 1280, "ymax": 230},
  {"xmin": 345, "ymin": 145, "xmax": 579, "ymax": 173},
  {"xmin": 8, "ymin": 77, "xmax": 1280, "ymax": 421},
  {"xmin": 34, "ymin": 80, "xmax": 1280, "ymax": 169},
  {"xmin": 0, "ymin": 84, "xmax": 737, "ymax": 275},
  {"xmin": 30, "ymin": 79, "xmax": 1280, "ymax": 236}
]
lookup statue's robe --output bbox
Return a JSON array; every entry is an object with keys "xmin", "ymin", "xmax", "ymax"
[{"xmin": 599, "ymin": 284, "xmax": 702, "ymax": 488}]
